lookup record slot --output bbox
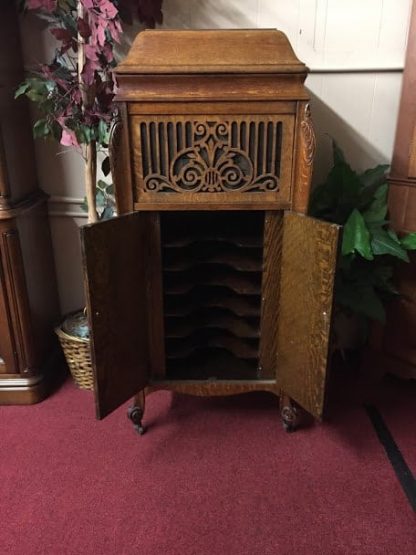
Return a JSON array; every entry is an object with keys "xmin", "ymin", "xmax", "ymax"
[{"xmin": 160, "ymin": 211, "xmax": 264, "ymax": 381}]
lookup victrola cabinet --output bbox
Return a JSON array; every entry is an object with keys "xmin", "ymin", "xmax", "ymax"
[{"xmin": 82, "ymin": 30, "xmax": 340, "ymax": 433}]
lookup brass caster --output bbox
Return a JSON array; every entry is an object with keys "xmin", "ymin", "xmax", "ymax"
[
  {"xmin": 127, "ymin": 406, "xmax": 145, "ymax": 436},
  {"xmin": 280, "ymin": 394, "xmax": 300, "ymax": 433}
]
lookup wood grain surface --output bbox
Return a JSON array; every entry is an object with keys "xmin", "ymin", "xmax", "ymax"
[
  {"xmin": 81, "ymin": 212, "xmax": 152, "ymax": 419},
  {"xmin": 130, "ymin": 114, "xmax": 294, "ymax": 207},
  {"xmin": 276, "ymin": 212, "xmax": 339, "ymax": 419},
  {"xmin": 117, "ymin": 29, "xmax": 305, "ymax": 74},
  {"xmin": 109, "ymin": 103, "xmax": 135, "ymax": 215},
  {"xmin": 86, "ymin": 29, "xmax": 342, "ymax": 424},
  {"xmin": 258, "ymin": 211, "xmax": 283, "ymax": 378},
  {"xmin": 146, "ymin": 212, "xmax": 166, "ymax": 380},
  {"xmin": 148, "ymin": 379, "xmax": 279, "ymax": 397},
  {"xmin": 292, "ymin": 102, "xmax": 316, "ymax": 213}
]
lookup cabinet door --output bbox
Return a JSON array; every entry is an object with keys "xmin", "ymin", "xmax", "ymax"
[
  {"xmin": 81, "ymin": 212, "xmax": 153, "ymax": 419},
  {"xmin": 277, "ymin": 212, "xmax": 340, "ymax": 419}
]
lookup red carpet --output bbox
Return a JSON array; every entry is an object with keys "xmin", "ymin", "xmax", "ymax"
[
  {"xmin": 0, "ymin": 373, "xmax": 415, "ymax": 555},
  {"xmin": 368, "ymin": 378, "xmax": 416, "ymax": 476}
]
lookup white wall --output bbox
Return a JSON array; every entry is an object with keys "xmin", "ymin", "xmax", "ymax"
[{"xmin": 20, "ymin": 0, "xmax": 412, "ymax": 314}]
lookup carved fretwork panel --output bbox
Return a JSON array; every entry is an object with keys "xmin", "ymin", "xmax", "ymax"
[{"xmin": 131, "ymin": 115, "xmax": 295, "ymax": 205}]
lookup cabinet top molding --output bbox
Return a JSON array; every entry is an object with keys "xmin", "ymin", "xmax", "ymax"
[{"xmin": 115, "ymin": 29, "xmax": 307, "ymax": 75}]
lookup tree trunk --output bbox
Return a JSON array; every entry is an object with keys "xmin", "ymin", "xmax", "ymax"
[
  {"xmin": 85, "ymin": 141, "xmax": 97, "ymax": 224},
  {"xmin": 78, "ymin": 0, "xmax": 97, "ymax": 224}
]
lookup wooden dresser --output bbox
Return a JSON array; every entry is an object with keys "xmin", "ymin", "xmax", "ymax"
[
  {"xmin": 82, "ymin": 30, "xmax": 340, "ymax": 433},
  {"xmin": 0, "ymin": 1, "xmax": 60, "ymax": 403},
  {"xmin": 368, "ymin": 1, "xmax": 416, "ymax": 380}
]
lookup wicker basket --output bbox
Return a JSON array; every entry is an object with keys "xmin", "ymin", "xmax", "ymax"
[{"xmin": 55, "ymin": 324, "xmax": 93, "ymax": 390}]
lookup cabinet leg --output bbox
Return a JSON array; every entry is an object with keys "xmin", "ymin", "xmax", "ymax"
[
  {"xmin": 127, "ymin": 389, "xmax": 146, "ymax": 435},
  {"xmin": 279, "ymin": 393, "xmax": 300, "ymax": 433}
]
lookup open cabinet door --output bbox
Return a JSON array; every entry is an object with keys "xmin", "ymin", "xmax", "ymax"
[
  {"xmin": 81, "ymin": 212, "xmax": 152, "ymax": 419},
  {"xmin": 277, "ymin": 212, "xmax": 340, "ymax": 420}
]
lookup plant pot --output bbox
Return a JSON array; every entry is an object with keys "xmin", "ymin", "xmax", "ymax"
[{"xmin": 55, "ymin": 310, "xmax": 93, "ymax": 390}]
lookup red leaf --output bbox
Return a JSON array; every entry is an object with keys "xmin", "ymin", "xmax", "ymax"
[
  {"xmin": 101, "ymin": 43, "xmax": 114, "ymax": 63},
  {"xmin": 107, "ymin": 20, "xmax": 121, "ymax": 43},
  {"xmin": 71, "ymin": 89, "xmax": 82, "ymax": 104},
  {"xmin": 100, "ymin": 0, "xmax": 118, "ymax": 19},
  {"xmin": 85, "ymin": 44, "xmax": 99, "ymax": 61},
  {"xmin": 50, "ymin": 28, "xmax": 73, "ymax": 42},
  {"xmin": 77, "ymin": 17, "xmax": 91, "ymax": 40},
  {"xmin": 91, "ymin": 21, "xmax": 106, "ymax": 47},
  {"xmin": 60, "ymin": 129, "xmax": 79, "ymax": 148},
  {"xmin": 81, "ymin": 58, "xmax": 100, "ymax": 85},
  {"xmin": 27, "ymin": 0, "xmax": 57, "ymax": 11}
]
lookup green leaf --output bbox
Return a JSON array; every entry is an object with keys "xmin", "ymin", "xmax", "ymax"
[
  {"xmin": 332, "ymin": 140, "xmax": 346, "ymax": 165},
  {"xmin": 26, "ymin": 88, "xmax": 47, "ymax": 103},
  {"xmin": 19, "ymin": 78, "xmax": 51, "ymax": 104},
  {"xmin": 401, "ymin": 232, "xmax": 416, "ymax": 250},
  {"xmin": 362, "ymin": 183, "xmax": 388, "ymax": 223},
  {"xmin": 359, "ymin": 164, "xmax": 389, "ymax": 188},
  {"xmin": 51, "ymin": 121, "xmax": 63, "ymax": 141},
  {"xmin": 309, "ymin": 182, "xmax": 334, "ymax": 219},
  {"xmin": 371, "ymin": 264, "xmax": 399, "ymax": 295},
  {"xmin": 100, "ymin": 206, "xmax": 115, "ymax": 221},
  {"xmin": 58, "ymin": 0, "xmax": 78, "ymax": 11},
  {"xmin": 387, "ymin": 228, "xmax": 400, "ymax": 243},
  {"xmin": 374, "ymin": 182, "xmax": 388, "ymax": 200},
  {"xmin": 96, "ymin": 190, "xmax": 106, "ymax": 208},
  {"xmin": 45, "ymin": 81, "xmax": 56, "ymax": 94},
  {"xmin": 342, "ymin": 209, "xmax": 373, "ymax": 260},
  {"xmin": 96, "ymin": 179, "xmax": 108, "ymax": 191},
  {"xmin": 332, "ymin": 165, "xmax": 363, "ymax": 223},
  {"xmin": 358, "ymin": 167, "xmax": 389, "ymax": 209},
  {"xmin": 77, "ymin": 125, "xmax": 95, "ymax": 144},
  {"xmin": 370, "ymin": 227, "xmax": 409, "ymax": 261},
  {"xmin": 60, "ymin": 12, "xmax": 78, "ymax": 35},
  {"xmin": 98, "ymin": 120, "xmax": 109, "ymax": 145},
  {"xmin": 15, "ymin": 81, "xmax": 30, "ymax": 99},
  {"xmin": 309, "ymin": 162, "xmax": 363, "ymax": 224},
  {"xmin": 80, "ymin": 197, "xmax": 88, "ymax": 213},
  {"xmin": 336, "ymin": 281, "xmax": 386, "ymax": 322},
  {"xmin": 33, "ymin": 119, "xmax": 51, "ymax": 139}
]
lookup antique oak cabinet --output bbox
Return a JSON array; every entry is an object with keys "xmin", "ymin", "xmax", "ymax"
[
  {"xmin": 0, "ymin": 1, "xmax": 60, "ymax": 404},
  {"xmin": 82, "ymin": 30, "xmax": 340, "ymax": 433}
]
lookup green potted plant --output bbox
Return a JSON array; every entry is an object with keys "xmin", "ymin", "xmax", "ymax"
[
  {"xmin": 309, "ymin": 141, "xmax": 416, "ymax": 359},
  {"xmin": 16, "ymin": 0, "xmax": 163, "ymax": 389}
]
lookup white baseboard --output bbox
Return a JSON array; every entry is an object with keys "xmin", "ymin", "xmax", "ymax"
[{"xmin": 48, "ymin": 196, "xmax": 88, "ymax": 218}]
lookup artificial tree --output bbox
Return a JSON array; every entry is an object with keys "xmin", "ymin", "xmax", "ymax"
[
  {"xmin": 15, "ymin": 0, "xmax": 164, "ymax": 387},
  {"xmin": 17, "ymin": 0, "xmax": 164, "ymax": 224}
]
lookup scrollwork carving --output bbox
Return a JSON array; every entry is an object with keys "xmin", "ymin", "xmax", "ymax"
[
  {"xmin": 300, "ymin": 103, "xmax": 316, "ymax": 166},
  {"xmin": 141, "ymin": 119, "xmax": 280, "ymax": 194},
  {"xmin": 293, "ymin": 102, "xmax": 316, "ymax": 212}
]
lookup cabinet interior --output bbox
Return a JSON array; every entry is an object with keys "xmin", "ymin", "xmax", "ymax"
[{"xmin": 160, "ymin": 211, "xmax": 264, "ymax": 381}]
